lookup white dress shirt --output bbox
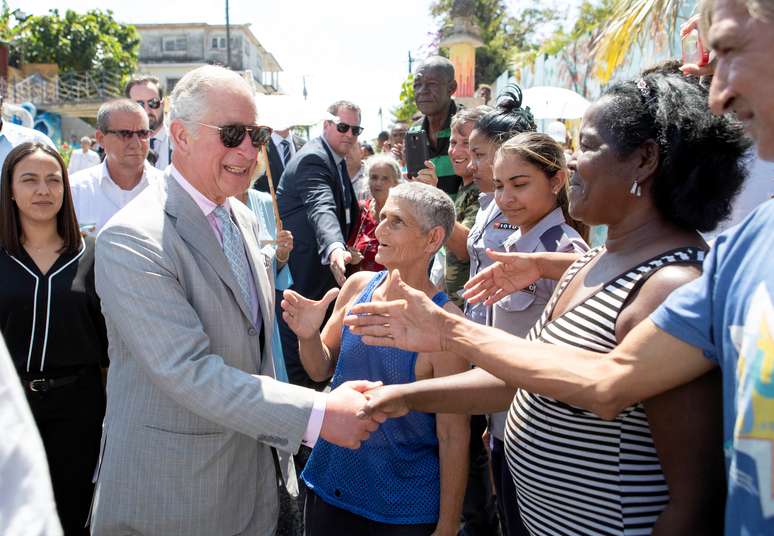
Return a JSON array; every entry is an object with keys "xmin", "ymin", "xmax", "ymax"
[
  {"xmin": 67, "ymin": 149, "xmax": 101, "ymax": 175},
  {"xmin": 150, "ymin": 127, "xmax": 171, "ymax": 171},
  {"xmin": 70, "ymin": 160, "xmax": 163, "ymax": 232},
  {"xmin": 0, "ymin": 335, "xmax": 63, "ymax": 536}
]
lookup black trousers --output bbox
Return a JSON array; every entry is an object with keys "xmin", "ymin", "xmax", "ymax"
[
  {"xmin": 305, "ymin": 490, "xmax": 435, "ymax": 536},
  {"xmin": 491, "ymin": 438, "xmax": 529, "ymax": 536},
  {"xmin": 459, "ymin": 414, "xmax": 500, "ymax": 535},
  {"xmin": 25, "ymin": 367, "xmax": 105, "ymax": 536}
]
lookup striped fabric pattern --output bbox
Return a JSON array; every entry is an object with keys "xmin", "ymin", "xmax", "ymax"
[{"xmin": 504, "ymin": 246, "xmax": 705, "ymax": 536}]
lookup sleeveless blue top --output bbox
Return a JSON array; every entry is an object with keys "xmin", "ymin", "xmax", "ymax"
[{"xmin": 302, "ymin": 271, "xmax": 450, "ymax": 524}]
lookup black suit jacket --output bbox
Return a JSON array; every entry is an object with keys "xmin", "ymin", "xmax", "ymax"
[
  {"xmin": 254, "ymin": 134, "xmax": 305, "ymax": 193},
  {"xmin": 276, "ymin": 136, "xmax": 360, "ymax": 301}
]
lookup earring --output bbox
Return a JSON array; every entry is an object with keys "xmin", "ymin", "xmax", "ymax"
[{"xmin": 630, "ymin": 181, "xmax": 642, "ymax": 197}]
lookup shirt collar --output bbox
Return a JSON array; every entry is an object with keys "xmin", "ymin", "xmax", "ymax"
[
  {"xmin": 321, "ymin": 135, "xmax": 345, "ymax": 165},
  {"xmin": 505, "ymin": 206, "xmax": 566, "ymax": 253},
  {"xmin": 100, "ymin": 160, "xmax": 155, "ymax": 191},
  {"xmin": 478, "ymin": 191, "xmax": 494, "ymax": 209},
  {"xmin": 272, "ymin": 131, "xmax": 291, "ymax": 145},
  {"xmin": 169, "ymin": 164, "xmax": 229, "ymax": 217}
]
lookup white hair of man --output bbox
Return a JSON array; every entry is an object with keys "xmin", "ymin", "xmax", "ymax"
[
  {"xmin": 168, "ymin": 65, "xmax": 255, "ymax": 141},
  {"xmin": 80, "ymin": 136, "xmax": 91, "ymax": 145},
  {"xmin": 388, "ymin": 182, "xmax": 455, "ymax": 249}
]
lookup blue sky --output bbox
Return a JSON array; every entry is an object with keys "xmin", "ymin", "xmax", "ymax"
[{"xmin": 14, "ymin": 0, "xmax": 576, "ymax": 139}]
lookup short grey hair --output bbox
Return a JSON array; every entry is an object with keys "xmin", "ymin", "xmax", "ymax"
[
  {"xmin": 96, "ymin": 99, "xmax": 147, "ymax": 132},
  {"xmin": 701, "ymin": 0, "xmax": 774, "ymax": 33},
  {"xmin": 416, "ymin": 56, "xmax": 456, "ymax": 82},
  {"xmin": 169, "ymin": 65, "xmax": 255, "ymax": 134},
  {"xmin": 451, "ymin": 105, "xmax": 493, "ymax": 132},
  {"xmin": 80, "ymin": 136, "xmax": 91, "ymax": 145},
  {"xmin": 365, "ymin": 154, "xmax": 401, "ymax": 183},
  {"xmin": 327, "ymin": 100, "xmax": 361, "ymax": 121},
  {"xmin": 388, "ymin": 182, "xmax": 455, "ymax": 248}
]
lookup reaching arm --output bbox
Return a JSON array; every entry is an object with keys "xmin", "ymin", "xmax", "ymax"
[
  {"xmin": 445, "ymin": 222, "xmax": 471, "ymax": 261},
  {"xmin": 348, "ymin": 271, "xmax": 716, "ymax": 421}
]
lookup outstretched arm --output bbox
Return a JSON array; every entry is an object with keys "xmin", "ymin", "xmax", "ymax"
[{"xmin": 348, "ymin": 271, "xmax": 715, "ymax": 420}]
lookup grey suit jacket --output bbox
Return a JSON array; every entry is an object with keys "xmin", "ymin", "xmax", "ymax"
[{"xmin": 90, "ymin": 172, "xmax": 316, "ymax": 536}]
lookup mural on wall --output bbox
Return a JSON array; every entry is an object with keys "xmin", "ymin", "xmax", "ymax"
[{"xmin": 11, "ymin": 103, "xmax": 63, "ymax": 146}]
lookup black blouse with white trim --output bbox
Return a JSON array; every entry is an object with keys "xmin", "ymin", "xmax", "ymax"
[{"xmin": 0, "ymin": 236, "xmax": 108, "ymax": 375}]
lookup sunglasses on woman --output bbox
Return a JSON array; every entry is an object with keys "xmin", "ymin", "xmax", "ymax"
[
  {"xmin": 135, "ymin": 98, "xmax": 162, "ymax": 110},
  {"xmin": 331, "ymin": 119, "xmax": 364, "ymax": 137},
  {"xmin": 197, "ymin": 123, "xmax": 273, "ymax": 148}
]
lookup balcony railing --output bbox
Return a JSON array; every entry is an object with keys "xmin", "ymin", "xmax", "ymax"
[{"xmin": 0, "ymin": 70, "xmax": 123, "ymax": 105}]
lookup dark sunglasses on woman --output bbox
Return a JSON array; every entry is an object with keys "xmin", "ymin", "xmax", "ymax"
[{"xmin": 197, "ymin": 123, "xmax": 273, "ymax": 148}]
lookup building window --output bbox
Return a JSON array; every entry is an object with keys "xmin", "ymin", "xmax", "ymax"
[
  {"xmin": 163, "ymin": 35, "xmax": 187, "ymax": 52},
  {"xmin": 166, "ymin": 78, "xmax": 180, "ymax": 93},
  {"xmin": 244, "ymin": 44, "xmax": 251, "ymax": 57},
  {"xmin": 219, "ymin": 37, "xmax": 226, "ymax": 49},
  {"xmin": 211, "ymin": 37, "xmax": 218, "ymax": 49}
]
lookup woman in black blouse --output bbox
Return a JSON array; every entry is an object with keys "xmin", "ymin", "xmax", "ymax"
[{"xmin": 0, "ymin": 142, "xmax": 107, "ymax": 535}]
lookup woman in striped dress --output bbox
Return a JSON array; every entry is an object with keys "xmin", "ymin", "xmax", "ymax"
[{"xmin": 350, "ymin": 68, "xmax": 750, "ymax": 535}]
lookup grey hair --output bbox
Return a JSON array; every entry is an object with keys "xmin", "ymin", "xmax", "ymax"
[
  {"xmin": 96, "ymin": 99, "xmax": 147, "ymax": 132},
  {"xmin": 416, "ymin": 56, "xmax": 456, "ymax": 82},
  {"xmin": 388, "ymin": 182, "xmax": 455, "ymax": 248},
  {"xmin": 364, "ymin": 154, "xmax": 401, "ymax": 183},
  {"xmin": 701, "ymin": 0, "xmax": 774, "ymax": 33},
  {"xmin": 327, "ymin": 100, "xmax": 361, "ymax": 121},
  {"xmin": 169, "ymin": 65, "xmax": 255, "ymax": 135},
  {"xmin": 80, "ymin": 136, "xmax": 91, "ymax": 145},
  {"xmin": 451, "ymin": 105, "xmax": 493, "ymax": 132}
]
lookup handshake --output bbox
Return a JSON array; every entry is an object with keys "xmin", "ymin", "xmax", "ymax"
[{"xmin": 319, "ymin": 381, "xmax": 409, "ymax": 449}]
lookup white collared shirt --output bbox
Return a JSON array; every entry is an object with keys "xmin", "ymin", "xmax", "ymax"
[
  {"xmin": 150, "ymin": 127, "xmax": 171, "ymax": 171},
  {"xmin": 70, "ymin": 159, "xmax": 163, "ymax": 232},
  {"xmin": 271, "ymin": 131, "xmax": 296, "ymax": 165}
]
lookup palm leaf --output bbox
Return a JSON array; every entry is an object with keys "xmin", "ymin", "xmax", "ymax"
[{"xmin": 592, "ymin": 0, "xmax": 684, "ymax": 82}]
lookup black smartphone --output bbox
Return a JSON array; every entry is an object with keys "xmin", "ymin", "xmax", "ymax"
[{"xmin": 404, "ymin": 130, "xmax": 430, "ymax": 178}]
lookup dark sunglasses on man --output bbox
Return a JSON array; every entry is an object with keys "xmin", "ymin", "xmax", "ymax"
[
  {"xmin": 104, "ymin": 129, "xmax": 152, "ymax": 140},
  {"xmin": 136, "ymin": 98, "xmax": 162, "ymax": 110},
  {"xmin": 330, "ymin": 118, "xmax": 364, "ymax": 137},
  {"xmin": 197, "ymin": 123, "xmax": 273, "ymax": 148}
]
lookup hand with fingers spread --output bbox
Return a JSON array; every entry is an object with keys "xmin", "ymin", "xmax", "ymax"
[
  {"xmin": 330, "ymin": 247, "xmax": 351, "ymax": 286},
  {"xmin": 282, "ymin": 287, "xmax": 340, "ymax": 340},
  {"xmin": 358, "ymin": 384, "xmax": 411, "ymax": 422},
  {"xmin": 343, "ymin": 270, "xmax": 448, "ymax": 353},
  {"xmin": 462, "ymin": 249, "xmax": 541, "ymax": 306},
  {"xmin": 415, "ymin": 160, "xmax": 439, "ymax": 187},
  {"xmin": 321, "ymin": 380, "xmax": 386, "ymax": 449}
]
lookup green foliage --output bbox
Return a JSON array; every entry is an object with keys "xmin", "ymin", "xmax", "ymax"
[
  {"xmin": 8, "ymin": 8, "xmax": 139, "ymax": 81},
  {"xmin": 430, "ymin": 0, "xmax": 558, "ymax": 85},
  {"xmin": 391, "ymin": 73, "xmax": 419, "ymax": 124}
]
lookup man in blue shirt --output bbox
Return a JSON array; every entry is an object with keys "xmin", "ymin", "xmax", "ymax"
[{"xmin": 348, "ymin": 1, "xmax": 774, "ymax": 533}]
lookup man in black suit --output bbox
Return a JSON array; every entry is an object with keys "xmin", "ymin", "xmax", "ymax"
[
  {"xmin": 276, "ymin": 100, "xmax": 362, "ymax": 386},
  {"xmin": 253, "ymin": 128, "xmax": 305, "ymax": 192}
]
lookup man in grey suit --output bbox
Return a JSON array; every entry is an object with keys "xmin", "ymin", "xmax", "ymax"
[{"xmin": 90, "ymin": 65, "xmax": 381, "ymax": 536}]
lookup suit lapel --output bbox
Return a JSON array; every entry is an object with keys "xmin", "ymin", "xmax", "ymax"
[{"xmin": 164, "ymin": 175, "xmax": 254, "ymax": 323}]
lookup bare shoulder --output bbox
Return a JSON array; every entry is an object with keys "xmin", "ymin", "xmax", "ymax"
[
  {"xmin": 617, "ymin": 262, "xmax": 703, "ymax": 341},
  {"xmin": 336, "ymin": 271, "xmax": 379, "ymax": 311}
]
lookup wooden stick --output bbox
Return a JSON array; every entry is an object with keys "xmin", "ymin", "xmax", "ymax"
[{"xmin": 262, "ymin": 144, "xmax": 283, "ymax": 232}]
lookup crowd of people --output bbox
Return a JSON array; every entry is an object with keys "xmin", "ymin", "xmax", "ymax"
[{"xmin": 0, "ymin": 0, "xmax": 773, "ymax": 535}]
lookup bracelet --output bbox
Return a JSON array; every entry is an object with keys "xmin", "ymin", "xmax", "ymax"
[{"xmin": 276, "ymin": 251, "xmax": 289, "ymax": 264}]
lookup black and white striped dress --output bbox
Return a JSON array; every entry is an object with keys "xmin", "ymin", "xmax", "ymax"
[{"xmin": 504, "ymin": 246, "xmax": 705, "ymax": 536}]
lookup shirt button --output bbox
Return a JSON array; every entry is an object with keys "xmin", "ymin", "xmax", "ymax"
[{"xmin": 248, "ymin": 327, "xmax": 257, "ymax": 336}]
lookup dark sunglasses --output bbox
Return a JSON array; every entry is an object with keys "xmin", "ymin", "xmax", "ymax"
[
  {"xmin": 197, "ymin": 122, "xmax": 273, "ymax": 148},
  {"xmin": 331, "ymin": 119, "xmax": 364, "ymax": 137},
  {"xmin": 104, "ymin": 129, "xmax": 151, "ymax": 140},
  {"xmin": 136, "ymin": 98, "xmax": 161, "ymax": 110}
]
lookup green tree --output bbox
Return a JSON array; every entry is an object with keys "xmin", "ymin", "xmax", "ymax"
[
  {"xmin": 10, "ymin": 9, "xmax": 139, "ymax": 81},
  {"xmin": 391, "ymin": 73, "xmax": 419, "ymax": 124},
  {"xmin": 430, "ymin": 0, "xmax": 558, "ymax": 85}
]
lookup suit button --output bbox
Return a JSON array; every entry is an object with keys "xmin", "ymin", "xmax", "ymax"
[{"xmin": 248, "ymin": 327, "xmax": 257, "ymax": 336}]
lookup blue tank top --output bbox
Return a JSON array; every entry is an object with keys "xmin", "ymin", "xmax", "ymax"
[{"xmin": 302, "ymin": 271, "xmax": 450, "ymax": 525}]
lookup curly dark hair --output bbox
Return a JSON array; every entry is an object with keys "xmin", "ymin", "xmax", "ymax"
[
  {"xmin": 597, "ymin": 70, "xmax": 751, "ymax": 232},
  {"xmin": 475, "ymin": 83, "xmax": 537, "ymax": 144}
]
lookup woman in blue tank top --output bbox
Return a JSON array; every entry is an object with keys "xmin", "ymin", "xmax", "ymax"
[{"xmin": 281, "ymin": 182, "xmax": 470, "ymax": 536}]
